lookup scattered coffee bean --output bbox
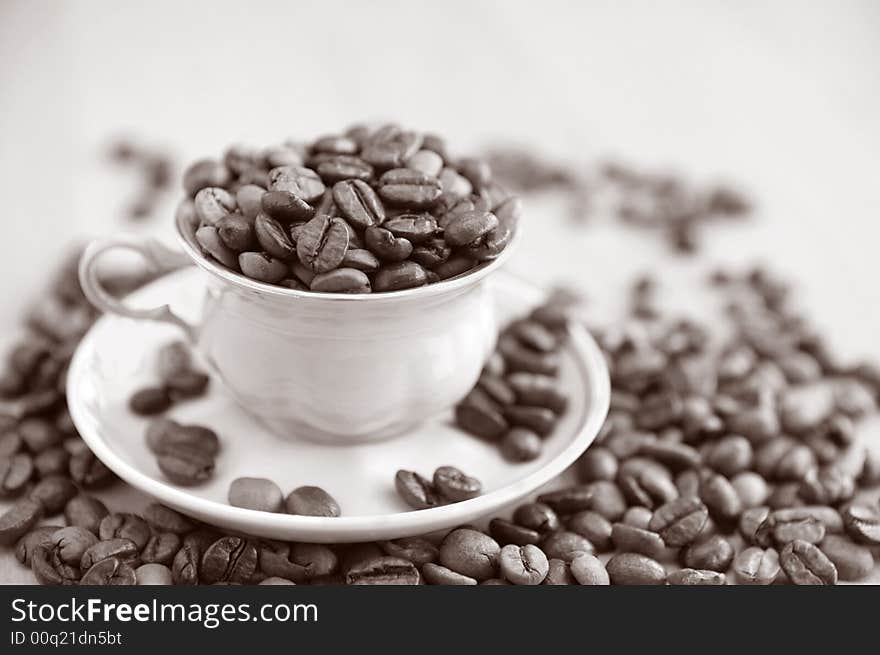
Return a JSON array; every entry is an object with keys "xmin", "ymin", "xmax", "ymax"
[
  {"xmin": 0, "ymin": 452, "xmax": 34, "ymax": 496},
  {"xmin": 228, "ymin": 477, "xmax": 284, "ymax": 513},
  {"xmin": 733, "ymin": 546, "xmax": 780, "ymax": 585},
  {"xmin": 439, "ymin": 528, "xmax": 500, "ymax": 581},
  {"xmin": 129, "ymin": 387, "xmax": 172, "ymax": 416},
  {"xmin": 499, "ymin": 544, "xmax": 549, "ymax": 585},
  {"xmin": 394, "ymin": 470, "xmax": 441, "ymax": 510},
  {"xmin": 779, "ymin": 539, "xmax": 838, "ymax": 585},
  {"xmin": 606, "ymin": 553, "xmax": 666, "ymax": 585},
  {"xmin": 157, "ymin": 444, "xmax": 215, "ymax": 486},
  {"xmin": 819, "ymin": 534, "xmax": 874, "ymax": 581},
  {"xmin": 15, "ymin": 525, "xmax": 62, "ymax": 566},
  {"xmin": 142, "ymin": 503, "xmax": 194, "ymax": 534},
  {"xmin": 432, "ymin": 466, "xmax": 482, "ymax": 502},
  {"xmin": 259, "ymin": 541, "xmax": 337, "ymax": 582},
  {"xmin": 565, "ymin": 511, "xmax": 613, "ymax": 551},
  {"xmin": 141, "ymin": 532, "xmax": 181, "ymax": 566},
  {"xmin": 285, "ymin": 486, "xmax": 341, "ymax": 517}
]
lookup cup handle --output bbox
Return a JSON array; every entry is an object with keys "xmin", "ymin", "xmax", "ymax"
[{"xmin": 78, "ymin": 234, "xmax": 197, "ymax": 341}]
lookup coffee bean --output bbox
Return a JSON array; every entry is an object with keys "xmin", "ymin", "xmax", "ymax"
[
  {"xmin": 638, "ymin": 441, "xmax": 702, "ymax": 472},
  {"xmin": 31, "ymin": 545, "xmax": 76, "ymax": 585},
  {"xmin": 542, "ymin": 558, "xmax": 576, "ymax": 585},
  {"xmin": 269, "ymin": 165, "xmax": 325, "ymax": 203},
  {"xmin": 129, "ymin": 387, "xmax": 172, "ymax": 416},
  {"xmin": 379, "ymin": 537, "xmax": 438, "ymax": 566},
  {"xmin": 361, "ymin": 128, "xmax": 422, "ymax": 169},
  {"xmin": 261, "ymin": 190, "xmax": 314, "ymax": 222},
  {"xmin": 363, "ymin": 225, "xmax": 413, "ymax": 262},
  {"xmin": 540, "ymin": 530, "xmax": 594, "ymax": 562},
  {"xmin": 842, "ymin": 504, "xmax": 880, "ymax": 544},
  {"xmin": 228, "ymin": 477, "xmax": 283, "ymax": 512},
  {"xmin": 64, "ymin": 495, "xmax": 108, "ymax": 534},
  {"xmin": 141, "ymin": 532, "xmax": 181, "ymax": 566},
  {"xmin": 29, "ymin": 475, "xmax": 76, "ymax": 514},
  {"xmin": 201, "ymin": 536, "xmax": 258, "ymax": 584},
  {"xmin": 316, "ymin": 155, "xmax": 373, "ymax": 184},
  {"xmin": 799, "ymin": 466, "xmax": 855, "ymax": 505},
  {"xmin": 259, "ymin": 542, "xmax": 338, "ymax": 582},
  {"xmin": 285, "ymin": 486, "xmax": 341, "ymax": 517},
  {"xmin": 577, "ymin": 447, "xmax": 619, "ymax": 482},
  {"xmin": 698, "ymin": 471, "xmax": 742, "ymax": 526},
  {"xmin": 196, "ymin": 225, "xmax": 239, "ymax": 269},
  {"xmin": 18, "ymin": 418, "xmax": 61, "ymax": 452},
  {"xmin": 296, "ymin": 214, "xmax": 349, "ymax": 273},
  {"xmin": 310, "ymin": 268, "xmax": 372, "ymax": 293},
  {"xmin": 468, "ymin": 196, "xmax": 519, "ymax": 260},
  {"xmin": 143, "ymin": 503, "xmax": 194, "ymax": 534},
  {"xmin": 606, "ymin": 553, "xmax": 666, "ymax": 585},
  {"xmin": 15, "ymin": 525, "xmax": 62, "ymax": 565},
  {"xmin": 239, "ymin": 251, "xmax": 289, "ymax": 283},
  {"xmin": 667, "ymin": 569, "xmax": 726, "ymax": 585},
  {"xmin": 395, "ymin": 470, "xmax": 441, "ymax": 510},
  {"xmin": 312, "ymin": 135, "xmax": 358, "ymax": 155},
  {"xmin": 136, "ymin": 563, "xmax": 173, "ymax": 585},
  {"xmin": 610, "ymin": 523, "xmax": 666, "ymax": 559},
  {"xmin": 68, "ymin": 450, "xmax": 114, "ymax": 488},
  {"xmin": 649, "ymin": 496, "xmax": 709, "ymax": 547},
  {"xmin": 146, "ymin": 420, "xmax": 220, "ymax": 457},
  {"xmin": 0, "ymin": 431, "xmax": 22, "ymax": 457},
  {"xmin": 50, "ymin": 526, "xmax": 98, "ymax": 565},
  {"xmin": 565, "ymin": 553, "xmax": 608, "ymax": 585},
  {"xmin": 739, "ymin": 506, "xmax": 771, "ymax": 544},
  {"xmin": 81, "ymin": 557, "xmax": 137, "ymax": 585},
  {"xmin": 489, "ymin": 518, "xmax": 541, "ymax": 546},
  {"xmin": 0, "ymin": 452, "xmax": 33, "ymax": 496},
  {"xmin": 622, "ymin": 506, "xmax": 654, "ymax": 530},
  {"xmin": 780, "ymin": 539, "xmax": 838, "ymax": 585},
  {"xmin": 733, "ymin": 546, "xmax": 780, "ymax": 585},
  {"xmin": 235, "ymin": 184, "xmax": 266, "ymax": 220},
  {"xmin": 373, "ymin": 261, "xmax": 428, "ymax": 292},
  {"xmin": 420, "ymin": 562, "xmax": 476, "ymax": 585},
  {"xmin": 341, "ymin": 248, "xmax": 380, "ymax": 273},
  {"xmin": 156, "ymin": 341, "xmax": 191, "ymax": 383},
  {"xmin": 618, "ymin": 459, "xmax": 677, "ymax": 510},
  {"xmin": 444, "ymin": 209, "xmax": 499, "ymax": 248},
  {"xmin": 583, "ymin": 480, "xmax": 628, "ymax": 521},
  {"xmin": 171, "ymin": 535, "xmax": 201, "ymax": 585},
  {"xmin": 704, "ymin": 435, "xmax": 753, "ymax": 476},
  {"xmin": 513, "ymin": 502, "xmax": 560, "ymax": 533},
  {"xmin": 432, "ymin": 466, "xmax": 481, "ymax": 502},
  {"xmin": 754, "ymin": 438, "xmax": 816, "ymax": 481},
  {"xmin": 681, "ymin": 534, "xmax": 734, "ymax": 572},
  {"xmin": 819, "ymin": 534, "xmax": 874, "ymax": 581},
  {"xmin": 503, "ymin": 406, "xmax": 556, "ymax": 436},
  {"xmin": 216, "ymin": 212, "xmax": 256, "ymax": 252},
  {"xmin": 438, "ymin": 167, "xmax": 473, "ymax": 200},
  {"xmin": 780, "ymin": 383, "xmax": 835, "ymax": 434},
  {"xmin": 537, "ymin": 486, "xmax": 595, "ymax": 514},
  {"xmin": 165, "ymin": 371, "xmax": 209, "ymax": 400},
  {"xmin": 432, "ymin": 256, "xmax": 475, "ymax": 280},
  {"xmin": 254, "ymin": 213, "xmax": 296, "ymax": 260},
  {"xmin": 98, "ymin": 513, "xmax": 150, "ymax": 550},
  {"xmin": 194, "ymin": 187, "xmax": 236, "ymax": 225},
  {"xmin": 346, "ymin": 556, "xmax": 420, "ymax": 585},
  {"xmin": 439, "ymin": 528, "xmax": 500, "ymax": 581},
  {"xmin": 500, "ymin": 427, "xmax": 542, "ymax": 462},
  {"xmin": 80, "ymin": 538, "xmax": 140, "ymax": 570},
  {"xmin": 0, "ymin": 498, "xmax": 44, "ymax": 546},
  {"xmin": 157, "ymin": 444, "xmax": 215, "ymax": 486},
  {"xmin": 730, "ymin": 471, "xmax": 770, "ymax": 508},
  {"xmin": 498, "ymin": 335, "xmax": 560, "ymax": 376},
  {"xmin": 183, "ymin": 159, "xmax": 231, "ymax": 197},
  {"xmin": 499, "ymin": 543, "xmax": 549, "ymax": 585},
  {"xmin": 455, "ymin": 399, "xmax": 508, "ymax": 441},
  {"xmin": 506, "ymin": 373, "xmax": 568, "ymax": 413},
  {"xmin": 383, "ymin": 214, "xmax": 438, "ymax": 244}
]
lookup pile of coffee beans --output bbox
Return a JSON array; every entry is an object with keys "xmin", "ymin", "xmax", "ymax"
[
  {"xmin": 129, "ymin": 341, "xmax": 209, "ymax": 416},
  {"xmin": 177, "ymin": 123, "xmax": 519, "ymax": 293},
  {"xmin": 395, "ymin": 466, "xmax": 482, "ymax": 510},
  {"xmin": 229, "ymin": 479, "xmax": 341, "ymax": 518},
  {"xmin": 455, "ymin": 297, "xmax": 572, "ymax": 462}
]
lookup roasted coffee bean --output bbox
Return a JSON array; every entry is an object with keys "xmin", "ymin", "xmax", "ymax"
[
  {"xmin": 146, "ymin": 420, "xmax": 220, "ymax": 457},
  {"xmin": 503, "ymin": 406, "xmax": 556, "ymax": 436},
  {"xmin": 383, "ymin": 214, "xmax": 438, "ymax": 244},
  {"xmin": 285, "ymin": 486, "xmax": 341, "ymax": 517},
  {"xmin": 649, "ymin": 496, "xmax": 709, "ymax": 547},
  {"xmin": 444, "ymin": 209, "xmax": 499, "ymax": 248},
  {"xmin": 583, "ymin": 480, "xmax": 628, "ymax": 521},
  {"xmin": 279, "ymin": 277, "xmax": 309, "ymax": 291},
  {"xmin": 819, "ymin": 534, "xmax": 874, "ymax": 581},
  {"xmin": 540, "ymin": 530, "xmax": 594, "ymax": 562},
  {"xmin": 379, "ymin": 537, "xmax": 438, "ymax": 566},
  {"xmin": 780, "ymin": 383, "xmax": 835, "ymax": 434},
  {"xmin": 799, "ymin": 466, "xmax": 855, "ymax": 505},
  {"xmin": 610, "ymin": 523, "xmax": 666, "ymax": 559},
  {"xmin": 468, "ymin": 196, "xmax": 518, "ymax": 260},
  {"xmin": 261, "ymin": 190, "xmax": 314, "ymax": 222},
  {"xmin": 489, "ymin": 518, "xmax": 541, "ymax": 546},
  {"xmin": 310, "ymin": 267, "xmax": 372, "ymax": 293},
  {"xmin": 731, "ymin": 471, "xmax": 770, "ymax": 508},
  {"xmin": 165, "ymin": 370, "xmax": 209, "ymax": 400},
  {"xmin": 564, "ymin": 553, "xmax": 608, "ymax": 585},
  {"xmin": 141, "ymin": 532, "xmax": 181, "ymax": 566},
  {"xmin": 31, "ymin": 545, "xmax": 76, "ymax": 585},
  {"xmin": 18, "ymin": 418, "xmax": 61, "ymax": 452},
  {"xmin": 346, "ymin": 556, "xmax": 420, "ymax": 585},
  {"xmin": 296, "ymin": 214, "xmax": 349, "ymax": 273},
  {"xmin": 255, "ymin": 213, "xmax": 296, "ymax": 260},
  {"xmin": 239, "ymin": 251, "xmax": 289, "ymax": 283},
  {"xmin": 64, "ymin": 495, "xmax": 108, "ymax": 534},
  {"xmin": 269, "ymin": 165, "xmax": 325, "ymax": 203},
  {"xmin": 201, "ymin": 536, "xmax": 258, "ymax": 584},
  {"xmin": 361, "ymin": 127, "xmax": 422, "ymax": 169},
  {"xmin": 68, "ymin": 450, "xmax": 114, "ymax": 488},
  {"xmin": 766, "ymin": 482, "xmax": 802, "ymax": 509},
  {"xmin": 842, "ymin": 504, "xmax": 880, "ymax": 544},
  {"xmin": 667, "ymin": 569, "xmax": 726, "ymax": 586},
  {"xmin": 99, "ymin": 513, "xmax": 151, "ymax": 550},
  {"xmin": 196, "ymin": 225, "xmax": 239, "ymax": 268},
  {"xmin": 577, "ymin": 447, "xmax": 619, "ymax": 482},
  {"xmin": 513, "ymin": 502, "xmax": 560, "ymax": 533},
  {"xmin": 0, "ymin": 452, "xmax": 33, "ymax": 496},
  {"xmin": 455, "ymin": 400, "xmax": 508, "ymax": 441},
  {"xmin": 228, "ymin": 477, "xmax": 284, "ymax": 512},
  {"xmin": 622, "ymin": 506, "xmax": 654, "ymax": 530},
  {"xmin": 406, "ymin": 150, "xmax": 444, "ymax": 176},
  {"xmin": 332, "ymin": 179, "xmax": 385, "ymax": 230},
  {"xmin": 537, "ymin": 486, "xmax": 595, "ymax": 514},
  {"xmin": 704, "ymin": 435, "xmax": 753, "ymax": 476},
  {"xmin": 606, "ymin": 553, "xmax": 666, "ymax": 585},
  {"xmin": 171, "ymin": 535, "xmax": 201, "ymax": 585},
  {"xmin": 433, "ymin": 256, "xmax": 475, "ymax": 280},
  {"xmin": 638, "ymin": 441, "xmax": 702, "ymax": 472},
  {"xmin": 129, "ymin": 387, "xmax": 172, "ymax": 416},
  {"xmin": 81, "ymin": 557, "xmax": 137, "ymax": 585},
  {"xmin": 312, "ymin": 135, "xmax": 358, "ymax": 155},
  {"xmin": 439, "ymin": 528, "xmax": 500, "ymax": 581},
  {"xmin": 29, "ymin": 475, "xmax": 76, "ymax": 514},
  {"xmin": 543, "ymin": 558, "xmax": 576, "ymax": 585},
  {"xmin": 681, "ymin": 534, "xmax": 734, "ymax": 572},
  {"xmin": 754, "ymin": 438, "xmax": 816, "ymax": 481},
  {"xmin": 432, "ymin": 466, "xmax": 481, "ymax": 502},
  {"xmin": 498, "ymin": 335, "xmax": 561, "ymax": 376},
  {"xmin": 15, "ymin": 525, "xmax": 62, "ymax": 565},
  {"xmin": 757, "ymin": 510, "xmax": 825, "ymax": 547},
  {"xmin": 477, "ymin": 373, "xmax": 516, "ymax": 406},
  {"xmin": 136, "ymin": 563, "xmax": 173, "ymax": 585},
  {"xmin": 259, "ymin": 542, "xmax": 338, "ymax": 582},
  {"xmin": 194, "ymin": 187, "xmax": 236, "ymax": 226},
  {"xmin": 316, "ymin": 155, "xmax": 373, "ymax": 184},
  {"xmin": 618, "ymin": 459, "xmax": 677, "ymax": 510},
  {"xmin": 0, "ymin": 498, "xmax": 44, "ymax": 546},
  {"xmin": 143, "ymin": 503, "xmax": 194, "ymax": 535},
  {"xmin": 410, "ymin": 238, "xmax": 452, "ymax": 268},
  {"xmin": 780, "ymin": 539, "xmax": 838, "ymax": 585},
  {"xmin": 156, "ymin": 341, "xmax": 191, "ymax": 382},
  {"xmin": 0, "ymin": 431, "xmax": 22, "ymax": 457},
  {"xmin": 216, "ymin": 213, "xmax": 256, "ymax": 252},
  {"xmin": 50, "ymin": 526, "xmax": 98, "ymax": 565},
  {"xmin": 341, "ymin": 248, "xmax": 380, "ymax": 272},
  {"xmin": 373, "ymin": 261, "xmax": 428, "ymax": 292},
  {"xmin": 498, "ymin": 544, "xmax": 549, "ymax": 585},
  {"xmin": 235, "ymin": 184, "xmax": 266, "ymax": 220},
  {"xmin": 506, "ymin": 373, "xmax": 568, "ymax": 413},
  {"xmin": 739, "ymin": 506, "xmax": 771, "ymax": 544},
  {"xmin": 80, "ymin": 538, "xmax": 140, "ymax": 570},
  {"xmin": 698, "ymin": 471, "xmax": 742, "ymax": 525},
  {"xmin": 157, "ymin": 444, "xmax": 215, "ymax": 486},
  {"xmin": 421, "ymin": 562, "xmax": 477, "ymax": 585},
  {"xmin": 376, "ymin": 168, "xmax": 442, "ymax": 209},
  {"xmin": 734, "ymin": 546, "xmax": 780, "ymax": 585},
  {"xmin": 500, "ymin": 427, "xmax": 542, "ymax": 462},
  {"xmin": 395, "ymin": 470, "xmax": 442, "ymax": 509}
]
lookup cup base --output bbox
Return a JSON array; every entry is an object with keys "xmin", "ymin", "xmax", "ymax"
[{"xmin": 251, "ymin": 413, "xmax": 428, "ymax": 446}]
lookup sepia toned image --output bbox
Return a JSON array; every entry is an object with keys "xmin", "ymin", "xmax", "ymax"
[{"xmin": 1, "ymin": 0, "xmax": 879, "ymax": 592}]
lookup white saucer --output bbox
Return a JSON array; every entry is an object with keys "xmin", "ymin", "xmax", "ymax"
[{"xmin": 67, "ymin": 267, "xmax": 610, "ymax": 543}]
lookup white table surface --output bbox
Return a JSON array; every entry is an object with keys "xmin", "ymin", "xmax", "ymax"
[{"xmin": 1, "ymin": 0, "xmax": 878, "ymax": 583}]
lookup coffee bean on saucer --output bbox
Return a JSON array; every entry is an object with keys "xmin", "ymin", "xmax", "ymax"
[
  {"xmin": 432, "ymin": 466, "xmax": 481, "ymax": 502},
  {"xmin": 228, "ymin": 477, "xmax": 284, "ymax": 512},
  {"xmin": 129, "ymin": 387, "xmax": 172, "ymax": 416},
  {"xmin": 157, "ymin": 444, "xmax": 215, "ymax": 486},
  {"xmin": 500, "ymin": 427, "xmax": 542, "ymax": 462},
  {"xmin": 165, "ymin": 371, "xmax": 210, "ymax": 400},
  {"xmin": 145, "ymin": 420, "xmax": 220, "ymax": 456},
  {"xmin": 455, "ymin": 398, "xmax": 508, "ymax": 441},
  {"xmin": 285, "ymin": 486, "xmax": 341, "ymax": 517},
  {"xmin": 395, "ymin": 470, "xmax": 442, "ymax": 510}
]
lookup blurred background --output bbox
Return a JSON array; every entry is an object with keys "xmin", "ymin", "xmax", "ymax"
[{"xmin": 1, "ymin": 0, "xmax": 879, "ymax": 358}]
